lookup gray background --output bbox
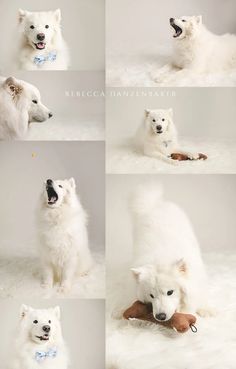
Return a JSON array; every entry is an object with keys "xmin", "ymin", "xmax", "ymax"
[
  {"xmin": 106, "ymin": 88, "xmax": 236, "ymax": 142},
  {"xmin": 0, "ymin": 141, "xmax": 105, "ymax": 252},
  {"xmin": 107, "ymin": 0, "xmax": 236, "ymax": 55},
  {"xmin": 0, "ymin": 0, "xmax": 104, "ymax": 71},
  {"xmin": 107, "ymin": 174, "xmax": 236, "ymax": 269},
  {"xmin": 13, "ymin": 71, "xmax": 105, "ymax": 122},
  {"xmin": 0, "ymin": 299, "xmax": 105, "ymax": 369}
]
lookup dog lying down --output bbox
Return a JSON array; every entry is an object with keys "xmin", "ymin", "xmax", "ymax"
[
  {"xmin": 8, "ymin": 305, "xmax": 69, "ymax": 369},
  {"xmin": 0, "ymin": 76, "xmax": 52, "ymax": 140},
  {"xmin": 135, "ymin": 108, "xmax": 207, "ymax": 164},
  {"xmin": 154, "ymin": 15, "xmax": 236, "ymax": 83}
]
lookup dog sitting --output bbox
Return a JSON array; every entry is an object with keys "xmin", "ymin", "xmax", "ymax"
[
  {"xmin": 17, "ymin": 9, "xmax": 70, "ymax": 70},
  {"xmin": 135, "ymin": 108, "xmax": 205, "ymax": 164}
]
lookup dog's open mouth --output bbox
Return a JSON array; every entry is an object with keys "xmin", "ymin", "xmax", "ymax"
[
  {"xmin": 46, "ymin": 186, "xmax": 58, "ymax": 205},
  {"xmin": 34, "ymin": 42, "xmax": 46, "ymax": 50},
  {"xmin": 171, "ymin": 23, "xmax": 183, "ymax": 38},
  {"xmin": 36, "ymin": 334, "xmax": 50, "ymax": 341}
]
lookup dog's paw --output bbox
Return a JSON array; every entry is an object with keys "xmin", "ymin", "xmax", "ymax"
[
  {"xmin": 58, "ymin": 284, "xmax": 71, "ymax": 295},
  {"xmin": 41, "ymin": 282, "xmax": 53, "ymax": 289},
  {"xmin": 197, "ymin": 307, "xmax": 216, "ymax": 317}
]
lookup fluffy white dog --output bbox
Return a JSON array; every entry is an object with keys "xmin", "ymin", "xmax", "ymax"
[
  {"xmin": 17, "ymin": 9, "xmax": 69, "ymax": 70},
  {"xmin": 130, "ymin": 185, "xmax": 213, "ymax": 321},
  {"xmin": 0, "ymin": 76, "xmax": 52, "ymax": 139},
  {"xmin": 38, "ymin": 178, "xmax": 93, "ymax": 293},
  {"xmin": 8, "ymin": 305, "xmax": 69, "ymax": 369},
  {"xmin": 135, "ymin": 108, "xmax": 201, "ymax": 164},
  {"xmin": 155, "ymin": 15, "xmax": 236, "ymax": 83}
]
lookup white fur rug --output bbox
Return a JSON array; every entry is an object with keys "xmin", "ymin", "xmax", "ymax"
[
  {"xmin": 107, "ymin": 252, "xmax": 236, "ymax": 369},
  {"xmin": 106, "ymin": 138, "xmax": 236, "ymax": 173},
  {"xmin": 107, "ymin": 53, "xmax": 236, "ymax": 87},
  {"xmin": 26, "ymin": 118, "xmax": 104, "ymax": 141},
  {"xmin": 0, "ymin": 246, "xmax": 105, "ymax": 298}
]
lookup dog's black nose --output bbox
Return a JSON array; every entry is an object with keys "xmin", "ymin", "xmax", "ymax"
[
  {"xmin": 37, "ymin": 33, "xmax": 45, "ymax": 41},
  {"xmin": 42, "ymin": 325, "xmax": 51, "ymax": 333},
  {"xmin": 155, "ymin": 313, "xmax": 166, "ymax": 321},
  {"xmin": 48, "ymin": 112, "xmax": 53, "ymax": 118},
  {"xmin": 47, "ymin": 179, "xmax": 53, "ymax": 186},
  {"xmin": 156, "ymin": 125, "xmax": 162, "ymax": 130},
  {"xmin": 170, "ymin": 18, "xmax": 175, "ymax": 24}
]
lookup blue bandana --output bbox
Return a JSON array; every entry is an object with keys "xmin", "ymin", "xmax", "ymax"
[
  {"xmin": 35, "ymin": 347, "xmax": 57, "ymax": 362},
  {"xmin": 34, "ymin": 51, "xmax": 57, "ymax": 66}
]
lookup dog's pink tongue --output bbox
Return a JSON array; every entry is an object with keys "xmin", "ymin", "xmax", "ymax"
[{"xmin": 37, "ymin": 42, "xmax": 45, "ymax": 49}]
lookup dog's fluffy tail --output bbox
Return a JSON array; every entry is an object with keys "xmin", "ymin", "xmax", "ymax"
[{"xmin": 130, "ymin": 183, "xmax": 163, "ymax": 216}]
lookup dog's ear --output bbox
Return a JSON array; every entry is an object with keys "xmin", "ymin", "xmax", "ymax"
[
  {"xmin": 175, "ymin": 259, "xmax": 188, "ymax": 275},
  {"xmin": 131, "ymin": 265, "xmax": 154, "ymax": 281},
  {"xmin": 18, "ymin": 9, "xmax": 28, "ymax": 23},
  {"xmin": 68, "ymin": 177, "xmax": 76, "ymax": 189},
  {"xmin": 4, "ymin": 77, "xmax": 23, "ymax": 100},
  {"xmin": 20, "ymin": 304, "xmax": 33, "ymax": 318},
  {"xmin": 54, "ymin": 9, "xmax": 62, "ymax": 23},
  {"xmin": 54, "ymin": 306, "xmax": 61, "ymax": 320},
  {"xmin": 195, "ymin": 15, "xmax": 202, "ymax": 25},
  {"xmin": 145, "ymin": 109, "xmax": 151, "ymax": 118},
  {"xmin": 167, "ymin": 108, "xmax": 173, "ymax": 119}
]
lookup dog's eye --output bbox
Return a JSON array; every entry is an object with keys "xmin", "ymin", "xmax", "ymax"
[
  {"xmin": 30, "ymin": 25, "xmax": 35, "ymax": 29},
  {"xmin": 33, "ymin": 320, "xmax": 38, "ymax": 324},
  {"xmin": 48, "ymin": 320, "xmax": 51, "ymax": 324},
  {"xmin": 182, "ymin": 19, "xmax": 186, "ymax": 22},
  {"xmin": 150, "ymin": 294, "xmax": 154, "ymax": 298},
  {"xmin": 32, "ymin": 100, "xmax": 38, "ymax": 104},
  {"xmin": 167, "ymin": 290, "xmax": 174, "ymax": 296},
  {"xmin": 162, "ymin": 118, "xmax": 165, "ymax": 121},
  {"xmin": 45, "ymin": 25, "xmax": 49, "ymax": 29},
  {"xmin": 152, "ymin": 119, "xmax": 156, "ymax": 123},
  {"xmin": 58, "ymin": 185, "xmax": 63, "ymax": 188}
]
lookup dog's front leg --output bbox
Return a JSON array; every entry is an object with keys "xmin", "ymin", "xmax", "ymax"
[
  {"xmin": 152, "ymin": 63, "xmax": 174, "ymax": 84},
  {"xmin": 41, "ymin": 262, "xmax": 54, "ymax": 289},
  {"xmin": 59, "ymin": 259, "xmax": 77, "ymax": 294}
]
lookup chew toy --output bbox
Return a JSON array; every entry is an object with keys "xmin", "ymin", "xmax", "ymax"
[
  {"xmin": 171, "ymin": 153, "xmax": 207, "ymax": 161},
  {"xmin": 123, "ymin": 300, "xmax": 197, "ymax": 333}
]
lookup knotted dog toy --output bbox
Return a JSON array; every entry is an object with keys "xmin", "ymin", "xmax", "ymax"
[
  {"xmin": 35, "ymin": 347, "xmax": 57, "ymax": 362},
  {"xmin": 34, "ymin": 51, "xmax": 57, "ymax": 66},
  {"xmin": 123, "ymin": 301, "xmax": 197, "ymax": 333}
]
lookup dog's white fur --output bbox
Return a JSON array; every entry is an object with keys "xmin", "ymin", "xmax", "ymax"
[
  {"xmin": 38, "ymin": 178, "xmax": 93, "ymax": 293},
  {"xmin": 0, "ymin": 76, "xmax": 51, "ymax": 139},
  {"xmin": 130, "ymin": 185, "xmax": 213, "ymax": 321},
  {"xmin": 17, "ymin": 9, "xmax": 69, "ymax": 70},
  {"xmin": 155, "ymin": 15, "xmax": 236, "ymax": 83},
  {"xmin": 8, "ymin": 305, "xmax": 69, "ymax": 369},
  {"xmin": 135, "ymin": 108, "xmax": 200, "ymax": 164}
]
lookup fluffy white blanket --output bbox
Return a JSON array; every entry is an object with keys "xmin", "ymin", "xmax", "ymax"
[{"xmin": 106, "ymin": 138, "xmax": 236, "ymax": 173}]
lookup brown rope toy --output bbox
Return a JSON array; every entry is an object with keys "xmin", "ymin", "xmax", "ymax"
[
  {"xmin": 123, "ymin": 301, "xmax": 197, "ymax": 333},
  {"xmin": 171, "ymin": 153, "xmax": 207, "ymax": 161}
]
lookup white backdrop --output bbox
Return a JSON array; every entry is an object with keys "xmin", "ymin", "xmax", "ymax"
[
  {"xmin": 107, "ymin": 0, "xmax": 236, "ymax": 56},
  {"xmin": 107, "ymin": 174, "xmax": 236, "ymax": 270},
  {"xmin": 107, "ymin": 88, "xmax": 236, "ymax": 142},
  {"xmin": 0, "ymin": 0, "xmax": 104, "ymax": 71},
  {"xmin": 0, "ymin": 299, "xmax": 105, "ymax": 369}
]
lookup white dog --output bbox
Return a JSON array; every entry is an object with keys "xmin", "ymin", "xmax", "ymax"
[
  {"xmin": 0, "ymin": 76, "xmax": 52, "ymax": 139},
  {"xmin": 17, "ymin": 9, "xmax": 69, "ymax": 70},
  {"xmin": 135, "ymin": 108, "xmax": 201, "ymax": 164},
  {"xmin": 38, "ymin": 178, "xmax": 93, "ymax": 293},
  {"xmin": 155, "ymin": 15, "xmax": 236, "ymax": 83},
  {"xmin": 130, "ymin": 185, "xmax": 213, "ymax": 321},
  {"xmin": 8, "ymin": 305, "xmax": 69, "ymax": 369}
]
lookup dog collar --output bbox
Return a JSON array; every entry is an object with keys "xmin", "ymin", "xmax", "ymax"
[
  {"xmin": 163, "ymin": 140, "xmax": 172, "ymax": 148},
  {"xmin": 35, "ymin": 347, "xmax": 57, "ymax": 362},
  {"xmin": 34, "ymin": 51, "xmax": 57, "ymax": 66}
]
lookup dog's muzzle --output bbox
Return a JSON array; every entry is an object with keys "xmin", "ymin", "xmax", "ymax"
[{"xmin": 170, "ymin": 18, "xmax": 183, "ymax": 38}]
